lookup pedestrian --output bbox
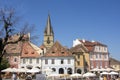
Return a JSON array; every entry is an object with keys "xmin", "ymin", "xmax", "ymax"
[
  {"xmin": 11, "ymin": 73, "xmax": 17, "ymax": 80},
  {"xmin": 26, "ymin": 74, "xmax": 32, "ymax": 80}
]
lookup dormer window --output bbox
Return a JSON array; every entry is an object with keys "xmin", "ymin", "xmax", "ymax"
[
  {"xmin": 47, "ymin": 37, "xmax": 50, "ymax": 44},
  {"xmin": 25, "ymin": 52, "xmax": 28, "ymax": 54},
  {"xmin": 61, "ymin": 52, "xmax": 64, "ymax": 54},
  {"xmin": 31, "ymin": 52, "xmax": 34, "ymax": 54},
  {"xmin": 52, "ymin": 51, "xmax": 55, "ymax": 54}
]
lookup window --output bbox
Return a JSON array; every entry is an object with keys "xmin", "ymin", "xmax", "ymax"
[
  {"xmin": 99, "ymin": 47, "xmax": 101, "ymax": 51},
  {"xmin": 36, "ymin": 58, "xmax": 39, "ymax": 64},
  {"xmin": 68, "ymin": 59, "xmax": 71, "ymax": 64},
  {"xmin": 105, "ymin": 62, "xmax": 107, "ymax": 68},
  {"xmin": 100, "ymin": 62, "xmax": 102, "ymax": 68},
  {"xmin": 61, "ymin": 59, "xmax": 64, "ymax": 64},
  {"xmin": 77, "ymin": 54, "xmax": 80, "ymax": 59},
  {"xmin": 104, "ymin": 47, "xmax": 107, "ymax": 52},
  {"xmin": 91, "ymin": 62, "xmax": 93, "ymax": 68},
  {"xmin": 99, "ymin": 54, "xmax": 101, "ymax": 59},
  {"xmin": 90, "ymin": 54, "xmax": 93, "ymax": 58},
  {"xmin": 77, "ymin": 61, "xmax": 80, "ymax": 65},
  {"xmin": 96, "ymin": 54, "xmax": 98, "ymax": 58},
  {"xmin": 96, "ymin": 62, "xmax": 99, "ymax": 68},
  {"xmin": 45, "ymin": 59, "xmax": 48, "ymax": 64},
  {"xmin": 95, "ymin": 46, "xmax": 98, "ymax": 51},
  {"xmin": 14, "ymin": 58, "xmax": 17, "ymax": 62},
  {"xmin": 104, "ymin": 54, "xmax": 107, "ymax": 58},
  {"xmin": 29, "ymin": 58, "xmax": 32, "ymax": 64},
  {"xmin": 51, "ymin": 59, "xmax": 55, "ymax": 64},
  {"xmin": 23, "ymin": 59, "xmax": 25, "ymax": 64}
]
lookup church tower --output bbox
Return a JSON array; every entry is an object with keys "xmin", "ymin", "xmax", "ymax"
[{"xmin": 43, "ymin": 14, "xmax": 54, "ymax": 49}]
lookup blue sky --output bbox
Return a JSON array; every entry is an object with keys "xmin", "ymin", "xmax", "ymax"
[{"xmin": 0, "ymin": 0, "xmax": 120, "ymax": 60}]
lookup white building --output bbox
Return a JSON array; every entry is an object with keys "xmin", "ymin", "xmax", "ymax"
[
  {"xmin": 20, "ymin": 41, "xmax": 42, "ymax": 69},
  {"xmin": 41, "ymin": 41, "xmax": 75, "ymax": 75}
]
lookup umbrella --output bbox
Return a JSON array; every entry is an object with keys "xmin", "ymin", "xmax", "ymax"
[
  {"xmin": 1, "ymin": 68, "xmax": 18, "ymax": 72},
  {"xmin": 100, "ymin": 72, "xmax": 109, "ymax": 75},
  {"xmin": 48, "ymin": 74, "xmax": 60, "ymax": 80},
  {"xmin": 1, "ymin": 68, "xmax": 13, "ymax": 72},
  {"xmin": 83, "ymin": 72, "xmax": 96, "ymax": 77},
  {"xmin": 99, "ymin": 68, "xmax": 106, "ymax": 72},
  {"xmin": 109, "ymin": 71, "xmax": 118, "ymax": 75},
  {"xmin": 105, "ymin": 68, "xmax": 114, "ymax": 72},
  {"xmin": 70, "ymin": 73, "xmax": 82, "ymax": 77},
  {"xmin": 70, "ymin": 73, "xmax": 82, "ymax": 80},
  {"xmin": 16, "ymin": 68, "xmax": 29, "ymax": 72},
  {"xmin": 90, "ymin": 68, "xmax": 100, "ymax": 72},
  {"xmin": 27, "ymin": 68, "xmax": 40, "ymax": 73}
]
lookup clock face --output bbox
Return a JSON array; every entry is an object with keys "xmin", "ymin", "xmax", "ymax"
[{"xmin": 47, "ymin": 37, "xmax": 50, "ymax": 44}]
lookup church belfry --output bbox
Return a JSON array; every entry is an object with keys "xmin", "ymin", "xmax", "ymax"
[{"xmin": 43, "ymin": 14, "xmax": 54, "ymax": 49}]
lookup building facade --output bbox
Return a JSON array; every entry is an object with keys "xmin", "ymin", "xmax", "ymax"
[
  {"xmin": 109, "ymin": 57, "xmax": 120, "ymax": 71},
  {"xmin": 79, "ymin": 39, "xmax": 109, "ymax": 69},
  {"xmin": 70, "ymin": 43, "xmax": 89, "ymax": 74},
  {"xmin": 73, "ymin": 39, "xmax": 109, "ymax": 70},
  {"xmin": 20, "ymin": 41, "xmax": 42, "ymax": 69},
  {"xmin": 42, "ymin": 41, "xmax": 75, "ymax": 75},
  {"xmin": 5, "ymin": 34, "xmax": 23, "ymax": 68}
]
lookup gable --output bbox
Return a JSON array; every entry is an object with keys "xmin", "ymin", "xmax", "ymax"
[
  {"xmin": 21, "ymin": 42, "xmax": 40, "ymax": 58},
  {"xmin": 44, "ymin": 41, "xmax": 72, "ymax": 57}
]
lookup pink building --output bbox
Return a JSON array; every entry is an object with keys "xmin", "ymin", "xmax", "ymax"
[{"xmin": 79, "ymin": 40, "xmax": 109, "ymax": 69}]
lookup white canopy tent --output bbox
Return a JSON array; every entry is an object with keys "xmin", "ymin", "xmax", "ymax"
[
  {"xmin": 105, "ymin": 68, "xmax": 114, "ymax": 72},
  {"xmin": 2, "ymin": 68, "xmax": 29, "ymax": 73},
  {"xmin": 70, "ymin": 73, "xmax": 82, "ymax": 77},
  {"xmin": 2, "ymin": 68, "xmax": 14, "ymax": 72},
  {"xmin": 83, "ymin": 72, "xmax": 96, "ymax": 77},
  {"xmin": 100, "ymin": 71, "xmax": 109, "ymax": 75},
  {"xmin": 109, "ymin": 71, "xmax": 118, "ymax": 75},
  {"xmin": 90, "ymin": 68, "xmax": 100, "ymax": 72},
  {"xmin": 27, "ymin": 68, "xmax": 40, "ymax": 73}
]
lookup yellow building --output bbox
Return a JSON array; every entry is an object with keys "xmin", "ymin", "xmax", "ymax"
[
  {"xmin": 109, "ymin": 57, "xmax": 120, "ymax": 72},
  {"xmin": 70, "ymin": 44, "xmax": 90, "ymax": 74}
]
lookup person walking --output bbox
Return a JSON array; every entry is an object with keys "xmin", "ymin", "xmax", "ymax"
[{"xmin": 11, "ymin": 73, "xmax": 17, "ymax": 80}]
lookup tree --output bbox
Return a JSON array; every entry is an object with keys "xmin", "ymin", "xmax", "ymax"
[
  {"xmin": 0, "ymin": 8, "xmax": 32, "ymax": 80},
  {"xmin": 0, "ymin": 58, "xmax": 10, "ymax": 70}
]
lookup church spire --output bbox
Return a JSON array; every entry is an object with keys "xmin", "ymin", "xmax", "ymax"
[
  {"xmin": 44, "ymin": 14, "xmax": 54, "ymax": 35},
  {"xmin": 43, "ymin": 14, "xmax": 54, "ymax": 49}
]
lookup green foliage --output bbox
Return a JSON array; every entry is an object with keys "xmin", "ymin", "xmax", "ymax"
[{"xmin": 0, "ymin": 58, "xmax": 10, "ymax": 70}]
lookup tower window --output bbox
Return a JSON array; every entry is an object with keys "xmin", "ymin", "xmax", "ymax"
[{"xmin": 47, "ymin": 37, "xmax": 50, "ymax": 44}]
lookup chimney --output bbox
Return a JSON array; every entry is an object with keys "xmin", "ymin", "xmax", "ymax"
[{"xmin": 82, "ymin": 39, "xmax": 85, "ymax": 42}]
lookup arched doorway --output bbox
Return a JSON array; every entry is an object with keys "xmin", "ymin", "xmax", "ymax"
[
  {"xmin": 77, "ymin": 69, "xmax": 82, "ymax": 74},
  {"xmin": 67, "ymin": 68, "xmax": 72, "ymax": 74},
  {"xmin": 52, "ymin": 68, "xmax": 56, "ymax": 72},
  {"xmin": 59, "ymin": 68, "xmax": 64, "ymax": 74}
]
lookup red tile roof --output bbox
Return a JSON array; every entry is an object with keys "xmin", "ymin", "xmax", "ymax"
[
  {"xmin": 39, "ymin": 44, "xmax": 46, "ymax": 49},
  {"xmin": 79, "ymin": 40, "xmax": 107, "ymax": 52},
  {"xmin": 21, "ymin": 41, "xmax": 41, "ymax": 58},
  {"xmin": 44, "ymin": 41, "xmax": 72, "ymax": 57},
  {"xmin": 70, "ymin": 44, "xmax": 88, "ymax": 53}
]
